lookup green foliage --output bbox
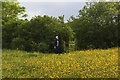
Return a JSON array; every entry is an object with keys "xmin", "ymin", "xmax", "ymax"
[
  {"xmin": 11, "ymin": 37, "xmax": 25, "ymax": 50},
  {"xmin": 26, "ymin": 15, "xmax": 73, "ymax": 53},
  {"xmin": 2, "ymin": 1, "xmax": 27, "ymax": 24},
  {"xmin": 29, "ymin": 41, "xmax": 49, "ymax": 53},
  {"xmin": 2, "ymin": 1, "xmax": 73, "ymax": 53},
  {"xmin": 69, "ymin": 41, "xmax": 75, "ymax": 51},
  {"xmin": 2, "ymin": 14, "xmax": 73, "ymax": 53},
  {"xmin": 37, "ymin": 42, "xmax": 49, "ymax": 53},
  {"xmin": 2, "ymin": 19, "xmax": 26, "ymax": 49},
  {"xmin": 2, "ymin": 0, "xmax": 28, "ymax": 50},
  {"xmin": 3, "ymin": 1, "xmax": 119, "ymax": 52},
  {"xmin": 69, "ymin": 2, "xmax": 119, "ymax": 50}
]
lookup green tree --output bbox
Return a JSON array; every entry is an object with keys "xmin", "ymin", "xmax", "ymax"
[
  {"xmin": 14, "ymin": 15, "xmax": 73, "ymax": 53},
  {"xmin": 2, "ymin": 19, "xmax": 27, "ymax": 49},
  {"xmin": 2, "ymin": 0, "xmax": 27, "ymax": 24},
  {"xmin": 69, "ymin": 2, "xmax": 119, "ymax": 50},
  {"xmin": 2, "ymin": 0, "xmax": 28, "ymax": 49}
]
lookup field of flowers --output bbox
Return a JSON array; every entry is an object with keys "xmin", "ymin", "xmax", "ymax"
[{"xmin": 2, "ymin": 47, "xmax": 119, "ymax": 78}]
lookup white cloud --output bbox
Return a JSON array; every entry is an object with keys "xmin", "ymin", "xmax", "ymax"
[
  {"xmin": 26, "ymin": 10, "xmax": 46, "ymax": 20},
  {"xmin": 18, "ymin": 8, "xmax": 46, "ymax": 20}
]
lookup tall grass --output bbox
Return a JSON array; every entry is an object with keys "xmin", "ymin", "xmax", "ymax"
[{"xmin": 2, "ymin": 47, "xmax": 118, "ymax": 78}]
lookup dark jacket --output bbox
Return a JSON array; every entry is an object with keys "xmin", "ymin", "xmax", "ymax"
[{"xmin": 54, "ymin": 39, "xmax": 59, "ymax": 47}]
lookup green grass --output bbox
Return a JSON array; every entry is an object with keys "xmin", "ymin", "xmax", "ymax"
[{"xmin": 2, "ymin": 47, "xmax": 119, "ymax": 78}]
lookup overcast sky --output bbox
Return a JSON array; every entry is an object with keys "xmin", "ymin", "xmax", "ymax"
[
  {"xmin": 18, "ymin": 0, "xmax": 114, "ymax": 21},
  {"xmin": 18, "ymin": 0, "xmax": 87, "ymax": 2},
  {"xmin": 18, "ymin": 0, "xmax": 113, "ymax": 2},
  {"xmin": 19, "ymin": 2, "xmax": 86, "ymax": 21}
]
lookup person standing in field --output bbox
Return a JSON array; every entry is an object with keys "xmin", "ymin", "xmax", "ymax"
[{"xmin": 54, "ymin": 36, "xmax": 59, "ymax": 53}]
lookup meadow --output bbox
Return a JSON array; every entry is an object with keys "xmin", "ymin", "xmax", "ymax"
[{"xmin": 2, "ymin": 47, "xmax": 119, "ymax": 78}]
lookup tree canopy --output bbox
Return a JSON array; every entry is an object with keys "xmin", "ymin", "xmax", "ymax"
[
  {"xmin": 2, "ymin": 1, "xmax": 73, "ymax": 53},
  {"xmin": 2, "ymin": 0, "xmax": 27, "ymax": 24},
  {"xmin": 2, "ymin": 1, "xmax": 119, "ymax": 52},
  {"xmin": 68, "ymin": 2, "xmax": 119, "ymax": 50}
]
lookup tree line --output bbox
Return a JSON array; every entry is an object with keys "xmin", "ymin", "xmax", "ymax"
[
  {"xmin": 68, "ymin": 2, "xmax": 119, "ymax": 50},
  {"xmin": 2, "ymin": 1, "xmax": 119, "ymax": 53}
]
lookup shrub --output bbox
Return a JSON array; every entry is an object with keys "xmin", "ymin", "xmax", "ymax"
[
  {"xmin": 11, "ymin": 37, "xmax": 25, "ymax": 50},
  {"xmin": 37, "ymin": 42, "xmax": 49, "ymax": 53}
]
